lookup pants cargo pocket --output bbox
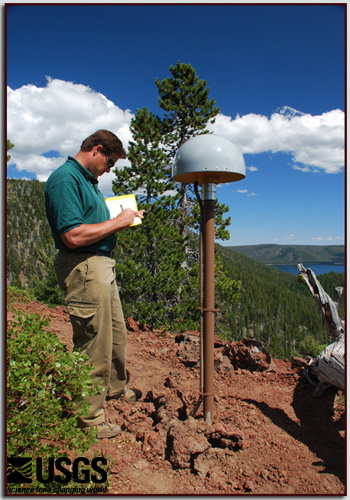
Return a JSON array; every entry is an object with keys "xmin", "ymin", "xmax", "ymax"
[{"xmin": 66, "ymin": 300, "xmax": 99, "ymax": 350}]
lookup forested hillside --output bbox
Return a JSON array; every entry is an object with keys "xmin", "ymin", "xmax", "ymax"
[
  {"xmin": 7, "ymin": 178, "xmax": 56, "ymax": 288},
  {"xmin": 6, "ymin": 178, "xmax": 345, "ymax": 360},
  {"xmin": 229, "ymin": 244, "xmax": 344, "ymax": 265},
  {"xmin": 215, "ymin": 246, "xmax": 344, "ymax": 358}
]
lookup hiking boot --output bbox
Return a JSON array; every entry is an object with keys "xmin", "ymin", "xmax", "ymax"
[
  {"xmin": 124, "ymin": 387, "xmax": 142, "ymax": 402},
  {"xmin": 96, "ymin": 422, "xmax": 121, "ymax": 439},
  {"xmin": 106, "ymin": 387, "xmax": 142, "ymax": 403}
]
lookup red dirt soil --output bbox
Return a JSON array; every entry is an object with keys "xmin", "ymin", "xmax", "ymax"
[{"xmin": 9, "ymin": 299, "xmax": 346, "ymax": 495}]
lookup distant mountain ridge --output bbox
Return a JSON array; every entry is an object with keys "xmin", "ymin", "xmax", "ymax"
[{"xmin": 226, "ymin": 244, "xmax": 345, "ymax": 265}]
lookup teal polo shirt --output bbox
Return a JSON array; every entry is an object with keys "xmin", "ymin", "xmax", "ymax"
[{"xmin": 45, "ymin": 156, "xmax": 116, "ymax": 252}]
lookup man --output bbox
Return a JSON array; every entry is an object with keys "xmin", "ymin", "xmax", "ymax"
[{"xmin": 45, "ymin": 130, "xmax": 145, "ymax": 439}]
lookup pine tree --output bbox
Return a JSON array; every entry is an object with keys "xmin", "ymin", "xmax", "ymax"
[
  {"xmin": 112, "ymin": 107, "xmax": 196, "ymax": 330},
  {"xmin": 111, "ymin": 64, "xmax": 242, "ymax": 330},
  {"xmin": 155, "ymin": 61, "xmax": 231, "ymax": 244}
]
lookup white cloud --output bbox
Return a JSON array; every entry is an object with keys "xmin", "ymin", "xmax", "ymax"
[
  {"xmin": 237, "ymin": 188, "xmax": 257, "ymax": 197},
  {"xmin": 208, "ymin": 106, "xmax": 344, "ymax": 174},
  {"xmin": 248, "ymin": 166, "xmax": 258, "ymax": 172},
  {"xmin": 7, "ymin": 78, "xmax": 134, "ymax": 193},
  {"xmin": 7, "ymin": 79, "xmax": 344, "ymax": 199}
]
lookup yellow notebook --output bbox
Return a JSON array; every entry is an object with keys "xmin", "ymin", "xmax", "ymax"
[{"xmin": 105, "ymin": 194, "xmax": 142, "ymax": 226}]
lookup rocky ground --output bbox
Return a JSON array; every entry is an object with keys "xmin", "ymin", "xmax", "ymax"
[{"xmin": 9, "ymin": 299, "xmax": 346, "ymax": 495}]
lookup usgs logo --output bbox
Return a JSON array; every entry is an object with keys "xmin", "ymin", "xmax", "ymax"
[{"xmin": 7, "ymin": 456, "xmax": 108, "ymax": 484}]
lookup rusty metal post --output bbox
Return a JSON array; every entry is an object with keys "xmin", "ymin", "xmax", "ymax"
[
  {"xmin": 199, "ymin": 203, "xmax": 204, "ymax": 399},
  {"xmin": 171, "ymin": 136, "xmax": 246, "ymax": 424},
  {"xmin": 201, "ymin": 184, "xmax": 216, "ymax": 424}
]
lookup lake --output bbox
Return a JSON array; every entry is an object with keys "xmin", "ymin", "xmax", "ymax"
[{"xmin": 271, "ymin": 263, "xmax": 345, "ymax": 276}]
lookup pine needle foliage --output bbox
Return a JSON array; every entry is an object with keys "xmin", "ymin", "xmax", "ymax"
[
  {"xmin": 155, "ymin": 61, "xmax": 230, "ymax": 243},
  {"xmin": 113, "ymin": 106, "xmax": 195, "ymax": 329}
]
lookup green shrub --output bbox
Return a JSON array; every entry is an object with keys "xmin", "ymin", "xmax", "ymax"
[
  {"xmin": 7, "ymin": 313, "xmax": 100, "ymax": 459},
  {"xmin": 296, "ymin": 335, "xmax": 327, "ymax": 359},
  {"xmin": 7, "ymin": 285, "xmax": 36, "ymax": 309}
]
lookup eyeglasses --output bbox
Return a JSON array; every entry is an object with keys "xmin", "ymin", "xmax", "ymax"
[{"xmin": 102, "ymin": 150, "xmax": 115, "ymax": 169}]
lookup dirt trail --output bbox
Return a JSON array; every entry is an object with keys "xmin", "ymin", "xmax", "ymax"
[{"xmin": 9, "ymin": 300, "xmax": 346, "ymax": 495}]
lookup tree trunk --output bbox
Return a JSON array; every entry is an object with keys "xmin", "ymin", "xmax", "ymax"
[{"xmin": 297, "ymin": 264, "xmax": 345, "ymax": 394}]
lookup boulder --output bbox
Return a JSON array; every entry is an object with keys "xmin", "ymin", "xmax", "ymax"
[
  {"xmin": 223, "ymin": 338, "xmax": 271, "ymax": 372},
  {"xmin": 166, "ymin": 417, "xmax": 210, "ymax": 469}
]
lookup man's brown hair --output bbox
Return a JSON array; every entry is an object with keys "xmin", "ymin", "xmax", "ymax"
[{"xmin": 80, "ymin": 130, "xmax": 127, "ymax": 159}]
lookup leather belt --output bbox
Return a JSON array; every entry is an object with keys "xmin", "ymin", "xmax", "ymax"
[{"xmin": 60, "ymin": 250, "xmax": 114, "ymax": 258}]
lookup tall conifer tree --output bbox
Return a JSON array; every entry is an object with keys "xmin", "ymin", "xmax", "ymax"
[
  {"xmin": 112, "ymin": 108, "xmax": 198, "ymax": 329},
  {"xmin": 112, "ymin": 62, "xmax": 240, "ymax": 329},
  {"xmin": 155, "ymin": 61, "xmax": 231, "ymax": 243}
]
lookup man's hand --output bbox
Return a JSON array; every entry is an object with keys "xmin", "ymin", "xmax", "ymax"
[
  {"xmin": 116, "ymin": 208, "xmax": 145, "ymax": 227},
  {"xmin": 136, "ymin": 209, "xmax": 145, "ymax": 219}
]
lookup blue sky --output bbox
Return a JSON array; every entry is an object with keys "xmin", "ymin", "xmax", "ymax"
[{"xmin": 6, "ymin": 2, "xmax": 345, "ymax": 246}]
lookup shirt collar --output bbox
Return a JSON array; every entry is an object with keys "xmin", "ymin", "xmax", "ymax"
[{"xmin": 67, "ymin": 156, "xmax": 99, "ymax": 185}]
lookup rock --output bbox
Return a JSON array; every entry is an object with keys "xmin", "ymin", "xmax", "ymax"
[
  {"xmin": 164, "ymin": 370, "xmax": 181, "ymax": 388},
  {"xmin": 124, "ymin": 413, "xmax": 154, "ymax": 439},
  {"xmin": 206, "ymin": 422, "xmax": 248, "ymax": 450},
  {"xmin": 214, "ymin": 336, "xmax": 229, "ymax": 348},
  {"xmin": 138, "ymin": 402, "xmax": 156, "ymax": 415},
  {"xmin": 126, "ymin": 317, "xmax": 152, "ymax": 333},
  {"xmin": 214, "ymin": 349, "xmax": 233, "ymax": 373},
  {"xmin": 126, "ymin": 317, "xmax": 140, "ymax": 333},
  {"xmin": 166, "ymin": 417, "xmax": 210, "ymax": 469},
  {"xmin": 146, "ymin": 388, "xmax": 188, "ymax": 424},
  {"xmin": 175, "ymin": 332, "xmax": 199, "ymax": 343},
  {"xmin": 207, "ymin": 467, "xmax": 228, "ymax": 489},
  {"xmin": 176, "ymin": 335, "xmax": 200, "ymax": 367},
  {"xmin": 291, "ymin": 356, "xmax": 310, "ymax": 368},
  {"xmin": 139, "ymin": 322, "xmax": 152, "ymax": 333},
  {"xmin": 243, "ymin": 479, "xmax": 254, "ymax": 492},
  {"xmin": 192, "ymin": 447, "xmax": 227, "ymax": 478},
  {"xmin": 142, "ymin": 429, "xmax": 167, "ymax": 457},
  {"xmin": 192, "ymin": 454, "xmax": 211, "ymax": 478},
  {"xmin": 223, "ymin": 338, "xmax": 271, "ymax": 372}
]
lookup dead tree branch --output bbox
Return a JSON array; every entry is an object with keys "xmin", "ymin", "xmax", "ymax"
[{"xmin": 297, "ymin": 264, "xmax": 345, "ymax": 394}]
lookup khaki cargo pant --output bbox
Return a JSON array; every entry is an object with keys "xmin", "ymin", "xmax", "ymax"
[{"xmin": 54, "ymin": 251, "xmax": 127, "ymax": 427}]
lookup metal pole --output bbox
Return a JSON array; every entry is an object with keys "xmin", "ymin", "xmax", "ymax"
[
  {"xmin": 201, "ymin": 183, "xmax": 216, "ymax": 424},
  {"xmin": 193, "ymin": 182, "xmax": 204, "ymax": 415},
  {"xmin": 199, "ymin": 204, "xmax": 204, "ymax": 399}
]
